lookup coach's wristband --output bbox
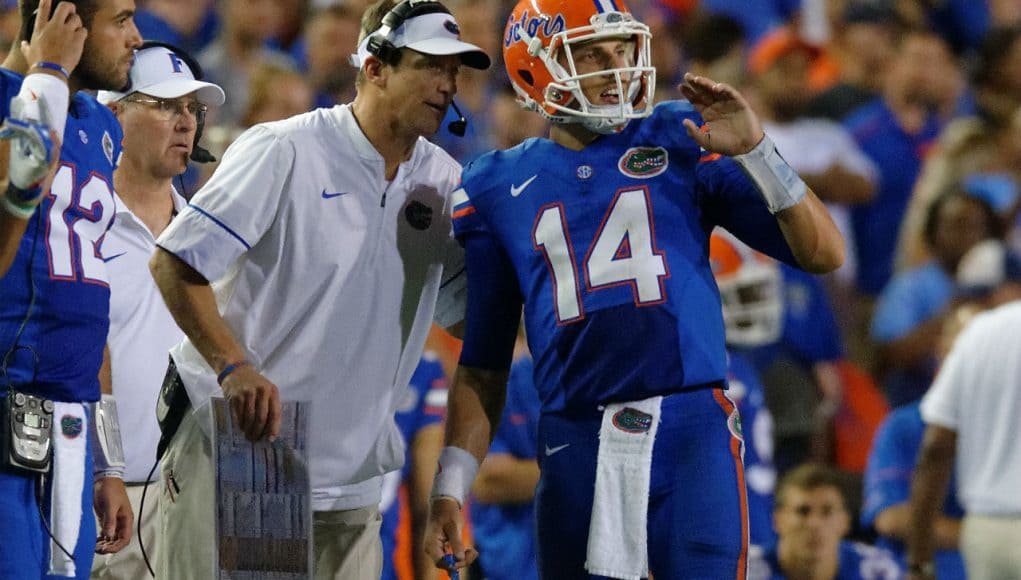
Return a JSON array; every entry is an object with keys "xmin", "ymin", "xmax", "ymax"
[
  {"xmin": 430, "ymin": 446, "xmax": 480, "ymax": 507},
  {"xmin": 733, "ymin": 133, "xmax": 807, "ymax": 214},
  {"xmin": 217, "ymin": 359, "xmax": 251, "ymax": 385}
]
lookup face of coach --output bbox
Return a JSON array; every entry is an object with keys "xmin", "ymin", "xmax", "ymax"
[{"xmin": 349, "ymin": 0, "xmax": 490, "ymax": 177}]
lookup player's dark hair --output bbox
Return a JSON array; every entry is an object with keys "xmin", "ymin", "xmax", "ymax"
[
  {"xmin": 20, "ymin": 0, "xmax": 99, "ymax": 42},
  {"xmin": 774, "ymin": 464, "xmax": 849, "ymax": 511},
  {"xmin": 923, "ymin": 186, "xmax": 1003, "ymax": 249}
]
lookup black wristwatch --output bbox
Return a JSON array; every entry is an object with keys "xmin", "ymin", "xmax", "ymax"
[{"xmin": 907, "ymin": 561, "xmax": 935, "ymax": 577}]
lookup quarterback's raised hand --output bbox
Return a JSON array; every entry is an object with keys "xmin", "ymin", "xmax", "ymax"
[
  {"xmin": 679, "ymin": 72, "xmax": 765, "ymax": 156},
  {"xmin": 21, "ymin": 0, "xmax": 88, "ymax": 78},
  {"xmin": 221, "ymin": 365, "xmax": 281, "ymax": 442}
]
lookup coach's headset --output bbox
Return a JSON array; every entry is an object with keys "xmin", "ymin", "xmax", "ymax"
[
  {"xmin": 365, "ymin": 0, "xmax": 468, "ymax": 137},
  {"xmin": 121, "ymin": 40, "xmax": 217, "ymax": 163}
]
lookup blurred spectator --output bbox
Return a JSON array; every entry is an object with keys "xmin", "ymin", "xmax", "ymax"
[
  {"xmin": 470, "ymin": 341, "xmax": 541, "ymax": 580},
  {"xmin": 862, "ymin": 402, "xmax": 966, "ymax": 579},
  {"xmin": 198, "ymin": 0, "xmax": 295, "ymax": 125},
  {"xmin": 267, "ymin": 0, "xmax": 310, "ymax": 66},
  {"xmin": 750, "ymin": 464, "xmax": 902, "ymax": 579},
  {"xmin": 681, "ymin": 11, "xmax": 748, "ymax": 89},
  {"xmin": 908, "ymin": 299, "xmax": 1021, "ymax": 579},
  {"xmin": 134, "ymin": 0, "xmax": 218, "ymax": 55},
  {"xmin": 380, "ymin": 353, "xmax": 447, "ymax": 580},
  {"xmin": 748, "ymin": 26, "xmax": 877, "ymax": 288},
  {"xmin": 808, "ymin": 4, "xmax": 899, "ymax": 121},
  {"xmin": 239, "ymin": 61, "xmax": 314, "ymax": 127},
  {"xmin": 897, "ymin": 26, "xmax": 1021, "ymax": 270},
  {"xmin": 698, "ymin": 0, "xmax": 792, "ymax": 44},
  {"xmin": 871, "ymin": 188, "xmax": 1002, "ymax": 406},
  {"xmin": 304, "ymin": 3, "xmax": 362, "ymax": 108},
  {"xmin": 844, "ymin": 29, "xmax": 957, "ymax": 298}
]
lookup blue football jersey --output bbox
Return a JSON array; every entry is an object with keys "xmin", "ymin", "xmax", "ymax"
[
  {"xmin": 755, "ymin": 541, "xmax": 902, "ymax": 579},
  {"xmin": 727, "ymin": 349, "xmax": 777, "ymax": 549},
  {"xmin": 0, "ymin": 70, "xmax": 122, "ymax": 402},
  {"xmin": 862, "ymin": 403, "xmax": 966, "ymax": 579},
  {"xmin": 453, "ymin": 101, "xmax": 798, "ymax": 413},
  {"xmin": 380, "ymin": 354, "xmax": 447, "ymax": 580}
]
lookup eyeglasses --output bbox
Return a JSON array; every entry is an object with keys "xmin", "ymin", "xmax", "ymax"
[{"xmin": 123, "ymin": 95, "xmax": 208, "ymax": 122}]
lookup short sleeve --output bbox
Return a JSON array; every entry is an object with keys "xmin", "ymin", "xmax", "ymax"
[{"xmin": 156, "ymin": 126, "xmax": 294, "ymax": 282}]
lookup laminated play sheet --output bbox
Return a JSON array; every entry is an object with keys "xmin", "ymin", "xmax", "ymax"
[{"xmin": 211, "ymin": 398, "xmax": 312, "ymax": 579}]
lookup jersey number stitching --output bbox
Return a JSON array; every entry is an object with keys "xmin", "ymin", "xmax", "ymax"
[
  {"xmin": 532, "ymin": 186, "xmax": 669, "ymax": 324},
  {"xmin": 45, "ymin": 164, "xmax": 115, "ymax": 287}
]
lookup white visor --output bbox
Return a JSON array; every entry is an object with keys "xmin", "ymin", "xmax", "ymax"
[
  {"xmin": 351, "ymin": 12, "xmax": 490, "ymax": 70},
  {"xmin": 97, "ymin": 46, "xmax": 226, "ymax": 106}
]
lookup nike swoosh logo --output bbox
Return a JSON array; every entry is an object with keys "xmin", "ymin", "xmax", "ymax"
[
  {"xmin": 101, "ymin": 252, "xmax": 126, "ymax": 263},
  {"xmin": 510, "ymin": 175, "xmax": 538, "ymax": 197},
  {"xmin": 544, "ymin": 443, "xmax": 570, "ymax": 457},
  {"xmin": 322, "ymin": 189, "xmax": 349, "ymax": 199}
]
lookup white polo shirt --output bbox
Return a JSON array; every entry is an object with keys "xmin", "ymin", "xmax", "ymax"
[
  {"xmin": 921, "ymin": 301, "xmax": 1021, "ymax": 515},
  {"xmin": 156, "ymin": 104, "xmax": 466, "ymax": 511},
  {"xmin": 104, "ymin": 188, "xmax": 187, "ymax": 483}
]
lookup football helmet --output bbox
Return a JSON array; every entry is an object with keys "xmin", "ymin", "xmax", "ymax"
[
  {"xmin": 502, "ymin": 0, "xmax": 655, "ymax": 134},
  {"xmin": 709, "ymin": 229, "xmax": 784, "ymax": 347}
]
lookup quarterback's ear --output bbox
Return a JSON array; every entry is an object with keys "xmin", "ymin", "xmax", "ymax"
[{"xmin": 106, "ymin": 101, "xmax": 122, "ymax": 116}]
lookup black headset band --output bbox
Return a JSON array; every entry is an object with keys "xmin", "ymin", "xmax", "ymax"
[{"xmin": 382, "ymin": 0, "xmax": 451, "ymax": 33}]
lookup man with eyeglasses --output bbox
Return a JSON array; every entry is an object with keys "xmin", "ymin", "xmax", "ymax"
[{"xmin": 86, "ymin": 43, "xmax": 224, "ymax": 580}]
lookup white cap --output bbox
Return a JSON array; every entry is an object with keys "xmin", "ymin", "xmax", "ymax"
[
  {"xmin": 351, "ymin": 12, "xmax": 490, "ymax": 70},
  {"xmin": 97, "ymin": 46, "xmax": 226, "ymax": 106}
]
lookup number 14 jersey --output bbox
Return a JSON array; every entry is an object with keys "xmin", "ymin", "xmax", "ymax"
[
  {"xmin": 453, "ymin": 101, "xmax": 797, "ymax": 414},
  {"xmin": 0, "ymin": 70, "xmax": 122, "ymax": 402}
]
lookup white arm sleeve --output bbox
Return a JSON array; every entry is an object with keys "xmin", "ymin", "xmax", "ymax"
[
  {"xmin": 157, "ymin": 126, "xmax": 295, "ymax": 282},
  {"xmin": 17, "ymin": 73, "xmax": 69, "ymax": 141}
]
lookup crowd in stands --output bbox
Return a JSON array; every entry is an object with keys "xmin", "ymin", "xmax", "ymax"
[{"xmin": 2, "ymin": 0, "xmax": 1013, "ymax": 577}]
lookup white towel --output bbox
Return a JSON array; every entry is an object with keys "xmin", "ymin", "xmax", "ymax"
[
  {"xmin": 585, "ymin": 396, "xmax": 662, "ymax": 580},
  {"xmin": 48, "ymin": 402, "xmax": 87, "ymax": 577}
]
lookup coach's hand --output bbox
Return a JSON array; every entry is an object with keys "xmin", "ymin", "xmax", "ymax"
[
  {"xmin": 221, "ymin": 365, "xmax": 281, "ymax": 442},
  {"xmin": 93, "ymin": 476, "xmax": 133, "ymax": 554},
  {"xmin": 22, "ymin": 0, "xmax": 88, "ymax": 77},
  {"xmin": 679, "ymin": 72, "xmax": 764, "ymax": 157},
  {"xmin": 424, "ymin": 497, "xmax": 477, "ymax": 572}
]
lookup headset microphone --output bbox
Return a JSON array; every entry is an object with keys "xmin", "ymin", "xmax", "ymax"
[{"xmin": 448, "ymin": 100, "xmax": 467, "ymax": 137}]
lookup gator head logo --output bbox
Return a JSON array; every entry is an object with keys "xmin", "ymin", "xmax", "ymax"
[
  {"xmin": 618, "ymin": 147, "xmax": 669, "ymax": 178},
  {"xmin": 612, "ymin": 407, "xmax": 653, "ymax": 433},
  {"xmin": 61, "ymin": 415, "xmax": 83, "ymax": 439},
  {"xmin": 616, "ymin": 146, "xmax": 665, "ymax": 177},
  {"xmin": 727, "ymin": 408, "xmax": 744, "ymax": 442}
]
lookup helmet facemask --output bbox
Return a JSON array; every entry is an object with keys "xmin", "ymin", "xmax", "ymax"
[
  {"xmin": 514, "ymin": 11, "xmax": 656, "ymax": 134},
  {"xmin": 717, "ymin": 261, "xmax": 784, "ymax": 347}
]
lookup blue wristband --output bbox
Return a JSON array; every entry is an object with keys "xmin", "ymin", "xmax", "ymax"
[
  {"xmin": 32, "ymin": 61, "xmax": 70, "ymax": 79},
  {"xmin": 217, "ymin": 359, "xmax": 251, "ymax": 385}
]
